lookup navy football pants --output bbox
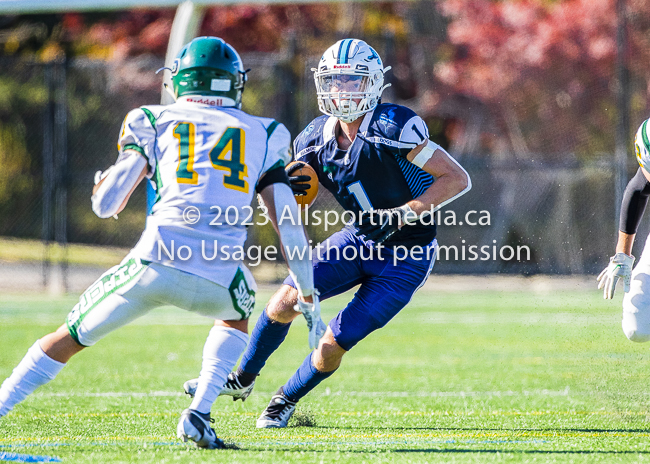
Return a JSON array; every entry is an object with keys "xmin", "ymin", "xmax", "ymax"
[{"xmin": 284, "ymin": 226, "xmax": 437, "ymax": 350}]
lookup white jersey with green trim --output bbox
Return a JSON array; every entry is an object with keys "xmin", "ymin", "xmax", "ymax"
[{"xmin": 118, "ymin": 97, "xmax": 291, "ymax": 288}]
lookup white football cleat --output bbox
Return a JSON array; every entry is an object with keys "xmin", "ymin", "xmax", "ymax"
[
  {"xmin": 256, "ymin": 389, "xmax": 297, "ymax": 428},
  {"xmin": 183, "ymin": 379, "xmax": 198, "ymax": 397},
  {"xmin": 177, "ymin": 408, "xmax": 225, "ymax": 449},
  {"xmin": 183, "ymin": 373, "xmax": 255, "ymax": 402}
]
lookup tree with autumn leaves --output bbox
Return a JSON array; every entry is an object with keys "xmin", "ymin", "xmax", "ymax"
[
  {"xmin": 0, "ymin": 1, "xmax": 645, "ymax": 266},
  {"xmin": 433, "ymin": 0, "xmax": 650, "ymax": 160},
  {"xmin": 2, "ymin": 1, "xmax": 650, "ymax": 162}
]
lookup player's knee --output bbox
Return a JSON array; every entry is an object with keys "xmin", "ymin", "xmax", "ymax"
[
  {"xmin": 622, "ymin": 298, "xmax": 650, "ymax": 342},
  {"xmin": 215, "ymin": 318, "xmax": 249, "ymax": 334},
  {"xmin": 314, "ymin": 331, "xmax": 345, "ymax": 372},
  {"xmin": 265, "ymin": 284, "xmax": 300, "ymax": 323},
  {"xmin": 622, "ymin": 323, "xmax": 650, "ymax": 342},
  {"xmin": 622, "ymin": 317, "xmax": 650, "ymax": 342}
]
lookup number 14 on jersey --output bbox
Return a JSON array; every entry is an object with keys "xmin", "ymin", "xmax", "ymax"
[{"xmin": 174, "ymin": 122, "xmax": 249, "ymax": 193}]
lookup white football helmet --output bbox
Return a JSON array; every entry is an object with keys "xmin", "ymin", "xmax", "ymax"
[{"xmin": 313, "ymin": 39, "xmax": 391, "ymax": 123}]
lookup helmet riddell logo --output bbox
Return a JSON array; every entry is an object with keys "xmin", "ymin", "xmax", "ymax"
[
  {"xmin": 333, "ymin": 64, "xmax": 352, "ymax": 69},
  {"xmin": 186, "ymin": 96, "xmax": 224, "ymax": 106}
]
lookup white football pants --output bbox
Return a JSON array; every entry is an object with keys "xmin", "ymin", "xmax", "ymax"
[
  {"xmin": 623, "ymin": 233, "xmax": 650, "ymax": 342},
  {"xmin": 67, "ymin": 256, "xmax": 256, "ymax": 347}
]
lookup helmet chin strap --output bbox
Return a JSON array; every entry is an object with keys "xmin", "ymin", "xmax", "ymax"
[
  {"xmin": 339, "ymin": 99, "xmax": 358, "ymax": 112},
  {"xmin": 163, "ymin": 83, "xmax": 177, "ymax": 102},
  {"xmin": 337, "ymin": 100, "xmax": 360, "ymax": 123}
]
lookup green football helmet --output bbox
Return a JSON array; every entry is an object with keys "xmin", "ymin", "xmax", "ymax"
[{"xmin": 171, "ymin": 37, "xmax": 247, "ymax": 108}]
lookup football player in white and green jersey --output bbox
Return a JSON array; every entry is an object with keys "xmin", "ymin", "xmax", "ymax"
[
  {"xmin": 598, "ymin": 118, "xmax": 650, "ymax": 342},
  {"xmin": 0, "ymin": 37, "xmax": 324, "ymax": 450}
]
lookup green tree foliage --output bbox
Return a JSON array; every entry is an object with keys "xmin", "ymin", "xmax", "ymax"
[{"xmin": 0, "ymin": 68, "xmax": 48, "ymax": 237}]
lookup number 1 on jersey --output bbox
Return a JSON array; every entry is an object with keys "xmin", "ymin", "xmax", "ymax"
[
  {"xmin": 347, "ymin": 181, "xmax": 373, "ymax": 211},
  {"xmin": 174, "ymin": 122, "xmax": 198, "ymax": 184}
]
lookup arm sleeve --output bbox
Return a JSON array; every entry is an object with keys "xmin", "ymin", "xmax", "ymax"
[
  {"xmin": 620, "ymin": 167, "xmax": 650, "ymax": 234},
  {"xmin": 269, "ymin": 183, "xmax": 314, "ymax": 297},
  {"xmin": 91, "ymin": 151, "xmax": 147, "ymax": 219},
  {"xmin": 260, "ymin": 121, "xmax": 292, "ymax": 174},
  {"xmin": 117, "ymin": 108, "xmax": 157, "ymax": 178}
]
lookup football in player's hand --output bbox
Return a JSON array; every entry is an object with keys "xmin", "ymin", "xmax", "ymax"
[{"xmin": 286, "ymin": 161, "xmax": 319, "ymax": 208}]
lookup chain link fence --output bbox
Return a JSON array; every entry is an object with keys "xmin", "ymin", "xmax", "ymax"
[{"xmin": 0, "ymin": 46, "xmax": 639, "ymax": 291}]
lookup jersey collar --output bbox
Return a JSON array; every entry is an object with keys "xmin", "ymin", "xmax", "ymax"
[
  {"xmin": 358, "ymin": 108, "xmax": 375, "ymax": 135},
  {"xmin": 323, "ymin": 108, "xmax": 376, "ymax": 143},
  {"xmin": 323, "ymin": 116, "xmax": 338, "ymax": 143}
]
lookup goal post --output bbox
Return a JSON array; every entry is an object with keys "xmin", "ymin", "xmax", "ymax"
[
  {"xmin": 147, "ymin": 0, "xmax": 205, "ymax": 213},
  {"xmin": 161, "ymin": 0, "xmax": 206, "ymax": 105}
]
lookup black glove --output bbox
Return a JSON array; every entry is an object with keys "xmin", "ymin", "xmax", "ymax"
[
  {"xmin": 286, "ymin": 163, "xmax": 312, "ymax": 197},
  {"xmin": 355, "ymin": 206, "xmax": 414, "ymax": 244}
]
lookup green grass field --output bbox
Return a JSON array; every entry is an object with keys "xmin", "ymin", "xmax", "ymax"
[{"xmin": 1, "ymin": 287, "xmax": 649, "ymax": 463}]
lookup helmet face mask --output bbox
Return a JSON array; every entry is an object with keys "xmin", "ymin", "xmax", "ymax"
[
  {"xmin": 313, "ymin": 39, "xmax": 390, "ymax": 123},
  {"xmin": 172, "ymin": 37, "xmax": 247, "ymax": 108}
]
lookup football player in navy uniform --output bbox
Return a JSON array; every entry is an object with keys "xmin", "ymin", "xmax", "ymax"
[{"xmin": 184, "ymin": 38, "xmax": 472, "ymax": 427}]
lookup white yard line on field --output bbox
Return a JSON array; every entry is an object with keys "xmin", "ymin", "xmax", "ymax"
[{"xmin": 32, "ymin": 388, "xmax": 572, "ymax": 398}]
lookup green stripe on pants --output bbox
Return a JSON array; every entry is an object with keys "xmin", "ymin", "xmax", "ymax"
[{"xmin": 66, "ymin": 258, "xmax": 148, "ymax": 345}]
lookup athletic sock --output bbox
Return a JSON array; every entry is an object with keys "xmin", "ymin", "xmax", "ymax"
[
  {"xmin": 238, "ymin": 308, "xmax": 291, "ymax": 379},
  {"xmin": 0, "ymin": 340, "xmax": 65, "ymax": 417},
  {"xmin": 191, "ymin": 409, "xmax": 211, "ymax": 421},
  {"xmin": 190, "ymin": 326, "xmax": 248, "ymax": 414},
  {"xmin": 234, "ymin": 367, "xmax": 258, "ymax": 387},
  {"xmin": 282, "ymin": 352, "xmax": 336, "ymax": 402}
]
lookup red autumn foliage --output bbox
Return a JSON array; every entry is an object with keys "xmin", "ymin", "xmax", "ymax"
[{"xmin": 435, "ymin": 0, "xmax": 650, "ymax": 157}]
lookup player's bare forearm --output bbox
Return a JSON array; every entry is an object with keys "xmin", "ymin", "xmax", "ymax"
[
  {"xmin": 616, "ymin": 231, "xmax": 635, "ymax": 257},
  {"xmin": 407, "ymin": 171, "xmax": 469, "ymax": 215},
  {"xmin": 405, "ymin": 144, "xmax": 470, "ymax": 215}
]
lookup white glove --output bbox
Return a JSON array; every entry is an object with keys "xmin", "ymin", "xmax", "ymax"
[
  {"xmin": 94, "ymin": 166, "xmax": 113, "ymax": 185},
  {"xmin": 294, "ymin": 291, "xmax": 326, "ymax": 350},
  {"xmin": 597, "ymin": 252, "xmax": 635, "ymax": 299}
]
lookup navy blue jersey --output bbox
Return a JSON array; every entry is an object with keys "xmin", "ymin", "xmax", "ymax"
[{"xmin": 294, "ymin": 103, "xmax": 436, "ymax": 248}]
